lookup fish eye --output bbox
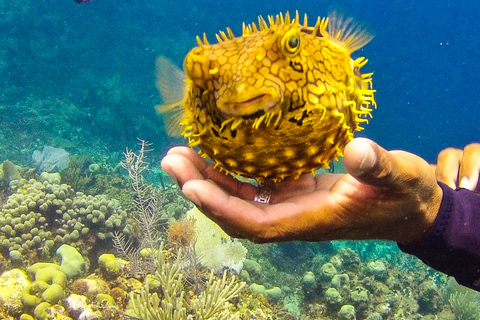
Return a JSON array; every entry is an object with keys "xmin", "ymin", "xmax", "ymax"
[
  {"xmin": 288, "ymin": 36, "xmax": 299, "ymax": 50},
  {"xmin": 281, "ymin": 29, "xmax": 301, "ymax": 57}
]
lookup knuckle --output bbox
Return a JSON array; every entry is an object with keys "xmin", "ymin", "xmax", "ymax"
[
  {"xmin": 464, "ymin": 143, "xmax": 480, "ymax": 154},
  {"xmin": 437, "ymin": 147, "xmax": 459, "ymax": 160}
]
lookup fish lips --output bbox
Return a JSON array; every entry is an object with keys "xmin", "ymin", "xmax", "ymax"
[{"xmin": 217, "ymin": 92, "xmax": 282, "ymax": 118}]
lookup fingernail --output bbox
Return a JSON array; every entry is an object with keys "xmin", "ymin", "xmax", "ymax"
[
  {"xmin": 459, "ymin": 177, "xmax": 471, "ymax": 190},
  {"xmin": 359, "ymin": 144, "xmax": 375, "ymax": 171}
]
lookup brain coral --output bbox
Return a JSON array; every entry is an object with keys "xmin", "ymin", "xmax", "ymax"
[{"xmin": 0, "ymin": 178, "xmax": 128, "ymax": 258}]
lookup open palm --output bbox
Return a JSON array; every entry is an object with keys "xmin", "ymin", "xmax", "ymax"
[{"xmin": 161, "ymin": 138, "xmax": 443, "ymax": 245}]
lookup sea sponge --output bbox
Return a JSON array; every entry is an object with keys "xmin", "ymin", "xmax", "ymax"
[
  {"xmin": 31, "ymin": 264, "xmax": 67, "ymax": 287},
  {"xmin": 302, "ymin": 271, "xmax": 316, "ymax": 287},
  {"xmin": 56, "ymin": 244, "xmax": 86, "ymax": 279},
  {"xmin": 22, "ymin": 262, "xmax": 68, "ymax": 317},
  {"xmin": 41, "ymin": 284, "xmax": 64, "ymax": 304},
  {"xmin": 324, "ymin": 287, "xmax": 342, "ymax": 306},
  {"xmin": 21, "ymin": 281, "xmax": 46, "ymax": 309},
  {"xmin": 319, "ymin": 263, "xmax": 338, "ymax": 282},
  {"xmin": 265, "ymin": 287, "xmax": 283, "ymax": 302},
  {"xmin": 96, "ymin": 293, "xmax": 115, "ymax": 306},
  {"xmin": 243, "ymin": 259, "xmax": 262, "ymax": 276},
  {"xmin": 33, "ymin": 301, "xmax": 51, "ymax": 320},
  {"xmin": 338, "ymin": 304, "xmax": 356, "ymax": 320},
  {"xmin": 186, "ymin": 206, "xmax": 247, "ymax": 274},
  {"xmin": 331, "ymin": 273, "xmax": 350, "ymax": 289},
  {"xmin": 1, "ymin": 160, "xmax": 22, "ymax": 181},
  {"xmin": 249, "ymin": 283, "xmax": 266, "ymax": 295},
  {"xmin": 98, "ymin": 254, "xmax": 121, "ymax": 277}
]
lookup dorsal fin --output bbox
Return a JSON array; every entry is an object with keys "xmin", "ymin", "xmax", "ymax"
[
  {"xmin": 324, "ymin": 12, "xmax": 374, "ymax": 53},
  {"xmin": 154, "ymin": 56, "xmax": 187, "ymax": 137}
]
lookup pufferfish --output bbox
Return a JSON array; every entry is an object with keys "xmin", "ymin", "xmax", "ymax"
[{"xmin": 156, "ymin": 11, "xmax": 376, "ymax": 182}]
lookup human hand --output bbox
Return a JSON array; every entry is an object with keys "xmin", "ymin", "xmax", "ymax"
[
  {"xmin": 435, "ymin": 143, "xmax": 480, "ymax": 192},
  {"xmin": 161, "ymin": 138, "xmax": 443, "ymax": 245}
]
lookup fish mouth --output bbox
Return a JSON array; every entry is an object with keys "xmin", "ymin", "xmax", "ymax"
[{"xmin": 218, "ymin": 94, "xmax": 280, "ymax": 118}]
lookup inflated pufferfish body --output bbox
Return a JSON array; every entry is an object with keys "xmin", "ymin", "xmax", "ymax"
[{"xmin": 157, "ymin": 12, "xmax": 376, "ymax": 182}]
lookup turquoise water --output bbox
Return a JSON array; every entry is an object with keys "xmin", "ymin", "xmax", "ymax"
[
  {"xmin": 1, "ymin": 0, "xmax": 479, "ymax": 319},
  {"xmin": 2, "ymin": 0, "xmax": 479, "ymax": 162}
]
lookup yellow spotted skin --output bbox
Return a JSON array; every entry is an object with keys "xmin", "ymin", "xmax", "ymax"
[{"xmin": 180, "ymin": 12, "xmax": 376, "ymax": 182}]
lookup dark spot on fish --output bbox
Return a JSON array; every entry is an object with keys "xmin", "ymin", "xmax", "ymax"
[
  {"xmin": 290, "ymin": 60, "xmax": 304, "ymax": 72},
  {"xmin": 288, "ymin": 110, "xmax": 311, "ymax": 126},
  {"xmin": 301, "ymin": 28, "xmax": 323, "ymax": 37},
  {"xmin": 242, "ymin": 109, "xmax": 265, "ymax": 119},
  {"xmin": 288, "ymin": 99, "xmax": 305, "ymax": 112},
  {"xmin": 211, "ymin": 127, "xmax": 220, "ymax": 137}
]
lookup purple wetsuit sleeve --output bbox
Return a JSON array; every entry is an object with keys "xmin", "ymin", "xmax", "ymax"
[{"xmin": 398, "ymin": 182, "xmax": 480, "ymax": 291}]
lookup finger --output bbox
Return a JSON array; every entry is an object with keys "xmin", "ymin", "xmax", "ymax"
[
  {"xmin": 314, "ymin": 173, "xmax": 343, "ymax": 190},
  {"xmin": 182, "ymin": 179, "xmax": 269, "ymax": 240},
  {"xmin": 458, "ymin": 143, "xmax": 480, "ymax": 191},
  {"xmin": 161, "ymin": 152, "xmax": 206, "ymax": 187},
  {"xmin": 435, "ymin": 147, "xmax": 462, "ymax": 189},
  {"xmin": 162, "ymin": 147, "xmax": 258, "ymax": 201},
  {"xmin": 343, "ymin": 138, "xmax": 433, "ymax": 190}
]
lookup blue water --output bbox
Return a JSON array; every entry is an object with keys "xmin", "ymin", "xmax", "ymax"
[
  {"xmin": 1, "ymin": 0, "xmax": 479, "ymax": 164},
  {"xmin": 1, "ymin": 1, "xmax": 480, "ymax": 318}
]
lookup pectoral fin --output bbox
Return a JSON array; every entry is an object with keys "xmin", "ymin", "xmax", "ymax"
[{"xmin": 155, "ymin": 56, "xmax": 187, "ymax": 137}]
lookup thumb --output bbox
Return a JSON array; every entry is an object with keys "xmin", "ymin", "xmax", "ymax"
[{"xmin": 343, "ymin": 138, "xmax": 412, "ymax": 189}]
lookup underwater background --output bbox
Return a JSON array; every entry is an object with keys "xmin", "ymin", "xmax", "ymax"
[{"xmin": 1, "ymin": 0, "xmax": 480, "ymax": 319}]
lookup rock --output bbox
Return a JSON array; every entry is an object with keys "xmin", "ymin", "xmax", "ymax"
[
  {"xmin": 65, "ymin": 294, "xmax": 89, "ymax": 319},
  {"xmin": 0, "ymin": 269, "xmax": 30, "ymax": 315},
  {"xmin": 78, "ymin": 308, "xmax": 103, "ymax": 320},
  {"xmin": 72, "ymin": 277, "xmax": 110, "ymax": 300},
  {"xmin": 366, "ymin": 260, "xmax": 388, "ymax": 281}
]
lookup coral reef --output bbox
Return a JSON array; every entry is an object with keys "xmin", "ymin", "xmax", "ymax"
[
  {"xmin": 130, "ymin": 246, "xmax": 246, "ymax": 320},
  {"xmin": 186, "ymin": 206, "xmax": 247, "ymax": 274},
  {"xmin": 0, "ymin": 177, "xmax": 128, "ymax": 260}
]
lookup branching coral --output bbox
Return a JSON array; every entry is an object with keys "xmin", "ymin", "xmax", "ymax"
[
  {"xmin": 190, "ymin": 271, "xmax": 246, "ymax": 319},
  {"xmin": 114, "ymin": 139, "xmax": 168, "ymax": 275},
  {"xmin": 130, "ymin": 245, "xmax": 245, "ymax": 320},
  {"xmin": 449, "ymin": 290, "xmax": 480, "ymax": 320}
]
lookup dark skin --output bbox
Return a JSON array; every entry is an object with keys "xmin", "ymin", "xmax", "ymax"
[
  {"xmin": 435, "ymin": 143, "xmax": 480, "ymax": 192},
  {"xmin": 161, "ymin": 138, "xmax": 480, "ymax": 246}
]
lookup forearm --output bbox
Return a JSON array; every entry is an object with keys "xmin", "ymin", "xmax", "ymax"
[{"xmin": 398, "ymin": 182, "xmax": 480, "ymax": 290}]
